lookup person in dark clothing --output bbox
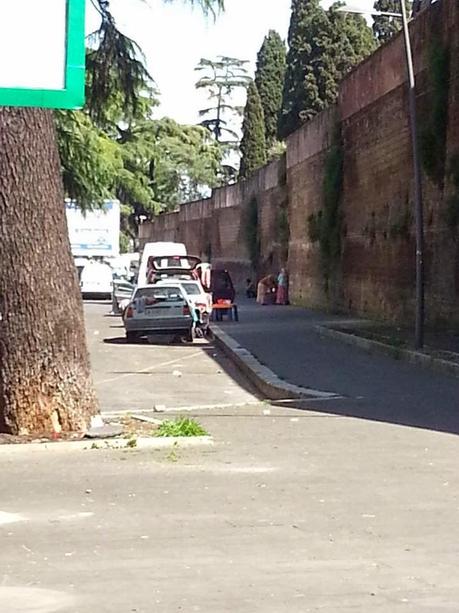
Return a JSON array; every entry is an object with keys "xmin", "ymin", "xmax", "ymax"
[{"xmin": 246, "ymin": 278, "xmax": 256, "ymax": 299}]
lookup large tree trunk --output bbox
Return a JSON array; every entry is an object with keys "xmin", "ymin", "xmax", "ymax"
[{"xmin": 0, "ymin": 108, "xmax": 98, "ymax": 436}]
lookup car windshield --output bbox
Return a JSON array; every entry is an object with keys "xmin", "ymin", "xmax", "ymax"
[
  {"xmin": 135, "ymin": 287, "xmax": 182, "ymax": 302},
  {"xmin": 181, "ymin": 283, "xmax": 201, "ymax": 296}
]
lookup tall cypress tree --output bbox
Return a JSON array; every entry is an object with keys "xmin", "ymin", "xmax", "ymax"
[
  {"xmin": 279, "ymin": 0, "xmax": 375, "ymax": 139},
  {"xmin": 239, "ymin": 81, "xmax": 267, "ymax": 179},
  {"xmin": 254, "ymin": 30, "xmax": 286, "ymax": 148},
  {"xmin": 373, "ymin": 1, "xmax": 412, "ymax": 44}
]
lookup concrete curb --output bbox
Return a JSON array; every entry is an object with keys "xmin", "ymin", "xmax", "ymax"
[
  {"xmin": 212, "ymin": 325, "xmax": 339, "ymax": 401},
  {"xmin": 315, "ymin": 325, "xmax": 459, "ymax": 379},
  {"xmin": 0, "ymin": 436, "xmax": 214, "ymax": 454}
]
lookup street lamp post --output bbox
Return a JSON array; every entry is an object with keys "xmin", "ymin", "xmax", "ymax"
[
  {"xmin": 399, "ymin": 1, "xmax": 425, "ymax": 350},
  {"xmin": 339, "ymin": 3, "xmax": 425, "ymax": 349}
]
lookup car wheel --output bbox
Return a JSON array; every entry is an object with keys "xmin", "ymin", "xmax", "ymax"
[{"xmin": 126, "ymin": 331, "xmax": 137, "ymax": 343}]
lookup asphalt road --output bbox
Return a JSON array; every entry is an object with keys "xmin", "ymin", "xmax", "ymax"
[
  {"xmin": 85, "ymin": 302, "xmax": 258, "ymax": 413},
  {"xmin": 1, "ymin": 302, "xmax": 459, "ymax": 612},
  {"xmin": 220, "ymin": 301, "xmax": 459, "ymax": 435}
]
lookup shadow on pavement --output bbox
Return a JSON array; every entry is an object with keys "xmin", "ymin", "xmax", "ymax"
[{"xmin": 219, "ymin": 300, "xmax": 459, "ymax": 437}]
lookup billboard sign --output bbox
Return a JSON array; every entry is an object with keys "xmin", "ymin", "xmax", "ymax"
[
  {"xmin": 66, "ymin": 200, "xmax": 120, "ymax": 257},
  {"xmin": 0, "ymin": 0, "xmax": 85, "ymax": 109}
]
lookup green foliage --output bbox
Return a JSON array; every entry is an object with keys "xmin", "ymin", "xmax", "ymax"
[
  {"xmin": 255, "ymin": 31, "xmax": 286, "ymax": 148},
  {"xmin": 240, "ymin": 82, "xmax": 267, "ymax": 179},
  {"xmin": 306, "ymin": 128, "xmax": 344, "ymax": 277},
  {"xmin": 87, "ymin": 0, "xmax": 224, "ymax": 123},
  {"xmin": 119, "ymin": 231, "xmax": 132, "ymax": 254},
  {"xmin": 279, "ymin": 0, "xmax": 375, "ymax": 138},
  {"xmin": 155, "ymin": 418, "xmax": 208, "ymax": 438},
  {"xmin": 57, "ymin": 107, "xmax": 222, "ymax": 216},
  {"xmin": 373, "ymin": 1, "xmax": 411, "ymax": 44},
  {"xmin": 245, "ymin": 196, "xmax": 260, "ymax": 268},
  {"xmin": 445, "ymin": 154, "xmax": 459, "ymax": 230},
  {"xmin": 277, "ymin": 200, "xmax": 290, "ymax": 260},
  {"xmin": 55, "ymin": 110, "xmax": 122, "ymax": 210},
  {"xmin": 86, "ymin": 8, "xmax": 154, "ymax": 126},
  {"xmin": 419, "ymin": 40, "xmax": 450, "ymax": 186},
  {"xmin": 118, "ymin": 117, "xmax": 222, "ymax": 215},
  {"xmin": 195, "ymin": 56, "xmax": 251, "ymax": 143},
  {"xmin": 268, "ymin": 140, "xmax": 287, "ymax": 162},
  {"xmin": 57, "ymin": 0, "xmax": 227, "ymax": 217}
]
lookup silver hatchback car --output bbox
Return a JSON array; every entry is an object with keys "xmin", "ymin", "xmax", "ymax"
[{"xmin": 123, "ymin": 284, "xmax": 193, "ymax": 342}]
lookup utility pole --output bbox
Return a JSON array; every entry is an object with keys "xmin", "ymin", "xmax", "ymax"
[{"xmin": 399, "ymin": 0, "xmax": 424, "ymax": 350}]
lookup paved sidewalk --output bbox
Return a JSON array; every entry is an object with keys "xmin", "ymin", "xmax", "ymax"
[
  {"xmin": 2, "ymin": 404, "xmax": 459, "ymax": 612},
  {"xmin": 220, "ymin": 301, "xmax": 459, "ymax": 434}
]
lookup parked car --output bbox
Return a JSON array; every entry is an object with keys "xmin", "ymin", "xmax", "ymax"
[
  {"xmin": 157, "ymin": 279, "xmax": 212, "ymax": 334},
  {"xmin": 80, "ymin": 260, "xmax": 113, "ymax": 300},
  {"xmin": 138, "ymin": 242, "xmax": 187, "ymax": 286},
  {"xmin": 123, "ymin": 284, "xmax": 194, "ymax": 342}
]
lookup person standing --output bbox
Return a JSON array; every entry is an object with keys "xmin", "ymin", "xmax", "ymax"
[
  {"xmin": 276, "ymin": 268, "xmax": 289, "ymax": 305},
  {"xmin": 257, "ymin": 275, "xmax": 276, "ymax": 305}
]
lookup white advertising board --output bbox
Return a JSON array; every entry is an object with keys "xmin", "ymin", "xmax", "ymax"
[
  {"xmin": 0, "ymin": 0, "xmax": 66, "ymax": 90},
  {"xmin": 0, "ymin": 0, "xmax": 85, "ymax": 109},
  {"xmin": 66, "ymin": 200, "xmax": 120, "ymax": 257}
]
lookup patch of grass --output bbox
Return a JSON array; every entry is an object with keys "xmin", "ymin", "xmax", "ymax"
[
  {"xmin": 155, "ymin": 418, "xmax": 209, "ymax": 438},
  {"xmin": 126, "ymin": 436, "xmax": 137, "ymax": 448}
]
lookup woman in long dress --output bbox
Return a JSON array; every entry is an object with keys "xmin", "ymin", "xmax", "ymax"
[{"xmin": 276, "ymin": 268, "xmax": 289, "ymax": 305}]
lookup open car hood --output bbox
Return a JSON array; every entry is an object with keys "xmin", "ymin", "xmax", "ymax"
[{"xmin": 148, "ymin": 255, "xmax": 202, "ymax": 273}]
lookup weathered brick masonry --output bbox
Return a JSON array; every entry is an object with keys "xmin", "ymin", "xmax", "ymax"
[{"xmin": 140, "ymin": 0, "xmax": 459, "ymax": 325}]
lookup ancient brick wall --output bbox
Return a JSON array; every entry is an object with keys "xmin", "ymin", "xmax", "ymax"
[
  {"xmin": 139, "ymin": 156, "xmax": 288, "ymax": 290},
  {"xmin": 140, "ymin": 0, "xmax": 459, "ymax": 323}
]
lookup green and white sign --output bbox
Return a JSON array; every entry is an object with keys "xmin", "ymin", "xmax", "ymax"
[{"xmin": 0, "ymin": 0, "xmax": 85, "ymax": 109}]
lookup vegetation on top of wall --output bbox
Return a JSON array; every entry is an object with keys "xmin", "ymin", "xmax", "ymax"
[
  {"xmin": 245, "ymin": 196, "xmax": 260, "ymax": 268},
  {"xmin": 445, "ymin": 153, "xmax": 459, "ymax": 230},
  {"xmin": 419, "ymin": 38, "xmax": 450, "ymax": 186}
]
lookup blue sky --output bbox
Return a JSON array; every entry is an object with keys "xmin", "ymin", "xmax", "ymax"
[{"xmin": 87, "ymin": 0, "xmax": 374, "ymax": 125}]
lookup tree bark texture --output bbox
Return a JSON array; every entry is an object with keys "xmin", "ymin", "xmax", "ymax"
[{"xmin": 0, "ymin": 108, "xmax": 98, "ymax": 436}]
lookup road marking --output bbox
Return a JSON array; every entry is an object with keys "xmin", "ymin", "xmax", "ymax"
[
  {"xmin": 96, "ymin": 350, "xmax": 202, "ymax": 385},
  {"xmin": 103, "ymin": 400, "xmax": 263, "ymax": 416}
]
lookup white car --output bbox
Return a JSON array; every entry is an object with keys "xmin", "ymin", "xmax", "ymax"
[
  {"xmin": 157, "ymin": 279, "xmax": 212, "ymax": 331},
  {"xmin": 79, "ymin": 260, "xmax": 113, "ymax": 299},
  {"xmin": 123, "ymin": 283, "xmax": 195, "ymax": 342}
]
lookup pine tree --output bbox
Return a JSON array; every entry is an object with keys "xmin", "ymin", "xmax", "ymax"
[
  {"xmin": 254, "ymin": 31, "xmax": 286, "ymax": 148},
  {"xmin": 373, "ymin": 1, "xmax": 412, "ymax": 44},
  {"xmin": 240, "ymin": 82, "xmax": 267, "ymax": 179},
  {"xmin": 279, "ymin": 0, "xmax": 375, "ymax": 139}
]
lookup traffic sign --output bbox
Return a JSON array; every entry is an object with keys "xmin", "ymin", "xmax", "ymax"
[{"xmin": 0, "ymin": 0, "xmax": 85, "ymax": 109}]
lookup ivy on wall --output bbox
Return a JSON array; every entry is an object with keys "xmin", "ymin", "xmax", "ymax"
[
  {"xmin": 304, "ymin": 125, "xmax": 344, "ymax": 289},
  {"xmin": 245, "ymin": 196, "xmax": 260, "ymax": 268},
  {"xmin": 277, "ymin": 199, "xmax": 290, "ymax": 262},
  {"xmin": 419, "ymin": 38, "xmax": 450, "ymax": 186}
]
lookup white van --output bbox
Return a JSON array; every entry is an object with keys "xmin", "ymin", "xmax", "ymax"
[
  {"xmin": 138, "ymin": 242, "xmax": 187, "ymax": 286},
  {"xmin": 80, "ymin": 260, "xmax": 113, "ymax": 299}
]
